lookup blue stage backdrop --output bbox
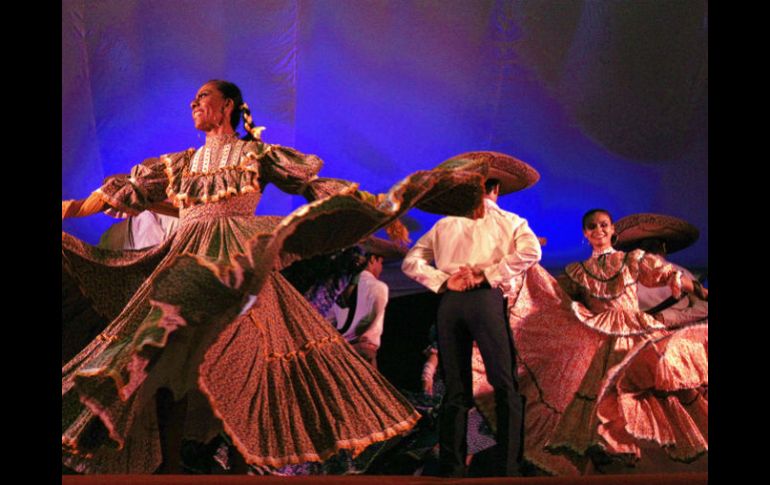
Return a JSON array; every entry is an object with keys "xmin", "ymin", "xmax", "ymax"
[{"xmin": 62, "ymin": 0, "xmax": 707, "ymax": 271}]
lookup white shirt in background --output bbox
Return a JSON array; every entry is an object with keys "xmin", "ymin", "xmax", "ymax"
[
  {"xmin": 638, "ymin": 262, "xmax": 708, "ymax": 324},
  {"xmin": 329, "ymin": 270, "xmax": 389, "ymax": 348}
]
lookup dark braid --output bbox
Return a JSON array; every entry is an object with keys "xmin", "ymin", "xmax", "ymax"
[{"xmin": 240, "ymin": 102, "xmax": 265, "ymax": 142}]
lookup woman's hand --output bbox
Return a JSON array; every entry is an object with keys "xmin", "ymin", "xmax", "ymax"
[
  {"xmin": 692, "ymin": 280, "xmax": 708, "ymax": 301},
  {"xmin": 678, "ymin": 275, "xmax": 708, "ymax": 301},
  {"xmin": 61, "ymin": 193, "xmax": 106, "ymax": 219},
  {"xmin": 61, "ymin": 199, "xmax": 79, "ymax": 220}
]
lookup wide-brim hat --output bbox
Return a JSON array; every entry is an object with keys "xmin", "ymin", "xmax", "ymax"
[
  {"xmin": 441, "ymin": 151, "xmax": 540, "ymax": 195},
  {"xmin": 614, "ymin": 213, "xmax": 700, "ymax": 254},
  {"xmin": 359, "ymin": 236, "xmax": 407, "ymax": 261}
]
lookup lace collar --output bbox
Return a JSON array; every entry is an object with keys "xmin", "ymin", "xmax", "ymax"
[
  {"xmin": 591, "ymin": 247, "xmax": 616, "ymax": 259},
  {"xmin": 204, "ymin": 132, "xmax": 241, "ymax": 147}
]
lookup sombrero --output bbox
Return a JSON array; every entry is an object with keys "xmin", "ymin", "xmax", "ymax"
[
  {"xmin": 440, "ymin": 151, "xmax": 540, "ymax": 195},
  {"xmin": 359, "ymin": 236, "xmax": 408, "ymax": 261},
  {"xmin": 614, "ymin": 213, "xmax": 700, "ymax": 254}
]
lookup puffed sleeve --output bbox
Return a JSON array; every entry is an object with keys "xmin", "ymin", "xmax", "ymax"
[
  {"xmin": 633, "ymin": 249, "xmax": 683, "ymax": 295},
  {"xmin": 257, "ymin": 143, "xmax": 381, "ymax": 204},
  {"xmin": 257, "ymin": 143, "xmax": 324, "ymax": 196},
  {"xmin": 95, "ymin": 150, "xmax": 189, "ymax": 218}
]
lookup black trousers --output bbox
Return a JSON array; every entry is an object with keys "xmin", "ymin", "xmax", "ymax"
[{"xmin": 436, "ymin": 287, "xmax": 524, "ymax": 477}]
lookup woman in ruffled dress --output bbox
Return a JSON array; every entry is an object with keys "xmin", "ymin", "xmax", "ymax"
[
  {"xmin": 544, "ymin": 209, "xmax": 708, "ymax": 471},
  {"xmin": 61, "ymin": 80, "xmax": 487, "ymax": 474},
  {"xmin": 469, "ymin": 208, "xmax": 708, "ymax": 475}
]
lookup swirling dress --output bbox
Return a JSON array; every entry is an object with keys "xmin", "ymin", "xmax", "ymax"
[
  {"xmin": 547, "ymin": 249, "xmax": 707, "ymax": 466},
  {"xmin": 62, "ymin": 133, "xmax": 487, "ymax": 474},
  {"xmin": 469, "ymin": 250, "xmax": 707, "ymax": 475}
]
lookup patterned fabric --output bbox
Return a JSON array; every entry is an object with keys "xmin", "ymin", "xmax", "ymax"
[
  {"xmin": 637, "ymin": 262, "xmax": 708, "ymax": 326},
  {"xmin": 469, "ymin": 251, "xmax": 707, "ymax": 475},
  {"xmin": 64, "ymin": 134, "xmax": 499, "ymax": 473}
]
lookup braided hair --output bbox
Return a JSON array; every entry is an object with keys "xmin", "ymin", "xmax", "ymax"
[
  {"xmin": 206, "ymin": 79, "xmax": 265, "ymax": 141},
  {"xmin": 239, "ymin": 101, "xmax": 265, "ymax": 142}
]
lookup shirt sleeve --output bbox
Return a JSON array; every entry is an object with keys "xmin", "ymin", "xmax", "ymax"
[
  {"xmin": 401, "ymin": 226, "xmax": 451, "ymax": 293},
  {"xmin": 358, "ymin": 281, "xmax": 389, "ymax": 348},
  {"xmin": 483, "ymin": 215, "xmax": 542, "ymax": 289}
]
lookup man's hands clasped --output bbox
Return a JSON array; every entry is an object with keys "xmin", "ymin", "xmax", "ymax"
[{"xmin": 446, "ymin": 266, "xmax": 486, "ymax": 292}]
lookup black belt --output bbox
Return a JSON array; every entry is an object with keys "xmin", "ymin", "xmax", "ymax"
[{"xmin": 645, "ymin": 295, "xmax": 684, "ymax": 315}]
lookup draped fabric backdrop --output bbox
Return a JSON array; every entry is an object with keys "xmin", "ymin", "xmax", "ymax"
[{"xmin": 62, "ymin": 0, "xmax": 707, "ymax": 271}]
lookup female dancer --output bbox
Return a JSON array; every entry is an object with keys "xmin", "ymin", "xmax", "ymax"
[
  {"xmin": 62, "ymin": 80, "xmax": 486, "ymax": 474},
  {"xmin": 546, "ymin": 209, "xmax": 707, "ymax": 466},
  {"xmin": 470, "ymin": 209, "xmax": 707, "ymax": 474}
]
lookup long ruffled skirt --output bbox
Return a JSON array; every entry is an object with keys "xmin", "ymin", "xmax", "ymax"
[
  {"xmin": 469, "ymin": 265, "xmax": 708, "ymax": 475},
  {"xmin": 62, "ymin": 211, "xmax": 419, "ymax": 474}
]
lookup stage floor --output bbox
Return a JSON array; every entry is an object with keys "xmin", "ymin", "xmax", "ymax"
[{"xmin": 63, "ymin": 472, "xmax": 707, "ymax": 485}]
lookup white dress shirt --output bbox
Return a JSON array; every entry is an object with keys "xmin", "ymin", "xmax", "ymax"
[
  {"xmin": 329, "ymin": 269, "xmax": 389, "ymax": 348},
  {"xmin": 637, "ymin": 262, "xmax": 708, "ymax": 324},
  {"xmin": 98, "ymin": 211, "xmax": 179, "ymax": 250},
  {"xmin": 402, "ymin": 198, "xmax": 542, "ymax": 294}
]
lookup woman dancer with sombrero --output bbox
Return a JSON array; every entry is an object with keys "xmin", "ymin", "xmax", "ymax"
[{"xmin": 61, "ymin": 79, "xmax": 489, "ymax": 474}]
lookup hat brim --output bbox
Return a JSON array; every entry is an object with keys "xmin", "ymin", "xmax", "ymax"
[
  {"xmin": 413, "ymin": 157, "xmax": 488, "ymax": 216},
  {"xmin": 444, "ymin": 151, "xmax": 540, "ymax": 195},
  {"xmin": 614, "ymin": 213, "xmax": 699, "ymax": 254},
  {"xmin": 360, "ymin": 236, "xmax": 407, "ymax": 261}
]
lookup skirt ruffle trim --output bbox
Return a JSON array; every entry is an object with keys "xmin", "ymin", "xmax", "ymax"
[
  {"xmin": 217, "ymin": 409, "xmax": 421, "ymax": 469},
  {"xmin": 572, "ymin": 304, "xmax": 667, "ymax": 337},
  {"xmin": 595, "ymin": 324, "xmax": 708, "ymax": 462},
  {"xmin": 196, "ymin": 313, "xmax": 422, "ymax": 468},
  {"xmin": 64, "ymin": 255, "xmax": 247, "ymax": 453}
]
